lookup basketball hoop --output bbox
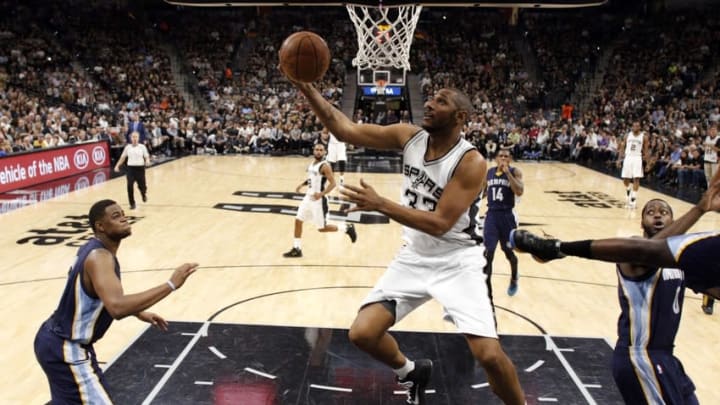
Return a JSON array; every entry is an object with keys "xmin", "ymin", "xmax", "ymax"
[
  {"xmin": 346, "ymin": 3, "xmax": 422, "ymax": 71},
  {"xmin": 375, "ymin": 79, "xmax": 387, "ymax": 96}
]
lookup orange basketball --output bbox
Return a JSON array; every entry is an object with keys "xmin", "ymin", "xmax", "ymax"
[{"xmin": 279, "ymin": 31, "xmax": 331, "ymax": 83}]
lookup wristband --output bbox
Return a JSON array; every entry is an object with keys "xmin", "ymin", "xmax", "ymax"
[{"xmin": 166, "ymin": 280, "xmax": 176, "ymax": 291}]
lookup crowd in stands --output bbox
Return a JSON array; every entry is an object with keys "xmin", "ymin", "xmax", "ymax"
[{"xmin": 1, "ymin": 2, "xmax": 720, "ymax": 196}]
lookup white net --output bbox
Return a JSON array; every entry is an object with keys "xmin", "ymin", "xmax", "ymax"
[{"xmin": 345, "ymin": 3, "xmax": 423, "ymax": 71}]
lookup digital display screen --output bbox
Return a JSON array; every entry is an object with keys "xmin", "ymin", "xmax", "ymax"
[{"xmin": 361, "ymin": 86, "xmax": 402, "ymax": 96}]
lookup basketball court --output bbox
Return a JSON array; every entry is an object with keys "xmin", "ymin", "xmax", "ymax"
[{"xmin": 1, "ymin": 154, "xmax": 718, "ymax": 404}]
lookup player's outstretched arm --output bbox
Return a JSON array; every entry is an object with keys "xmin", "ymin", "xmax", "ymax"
[
  {"xmin": 342, "ymin": 151, "xmax": 485, "ymax": 236},
  {"xmin": 289, "ymin": 80, "xmax": 416, "ymax": 150},
  {"xmin": 86, "ymin": 251, "xmax": 198, "ymax": 320},
  {"xmin": 578, "ymin": 191, "xmax": 718, "ymax": 268}
]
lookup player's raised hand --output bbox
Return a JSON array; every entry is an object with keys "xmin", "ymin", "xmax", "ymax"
[
  {"xmin": 340, "ymin": 179, "xmax": 383, "ymax": 213},
  {"xmin": 169, "ymin": 263, "xmax": 199, "ymax": 290},
  {"xmin": 136, "ymin": 311, "xmax": 169, "ymax": 331}
]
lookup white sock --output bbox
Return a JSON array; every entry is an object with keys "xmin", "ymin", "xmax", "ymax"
[
  {"xmin": 630, "ymin": 190, "xmax": 637, "ymax": 202},
  {"xmin": 293, "ymin": 238, "xmax": 301, "ymax": 249},
  {"xmin": 626, "ymin": 185, "xmax": 632, "ymax": 197},
  {"xmin": 339, "ymin": 175, "xmax": 344, "ymax": 185},
  {"xmin": 394, "ymin": 359, "xmax": 415, "ymax": 379}
]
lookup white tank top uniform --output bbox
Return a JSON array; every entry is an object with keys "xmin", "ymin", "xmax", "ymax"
[
  {"xmin": 704, "ymin": 135, "xmax": 719, "ymax": 164},
  {"xmin": 296, "ymin": 160, "xmax": 329, "ymax": 228},
  {"xmin": 361, "ymin": 130, "xmax": 497, "ymax": 338},
  {"xmin": 326, "ymin": 132, "xmax": 347, "ymax": 163},
  {"xmin": 622, "ymin": 131, "xmax": 644, "ymax": 179}
]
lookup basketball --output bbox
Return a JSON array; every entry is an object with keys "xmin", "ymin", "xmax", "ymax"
[{"xmin": 278, "ymin": 31, "xmax": 331, "ymax": 83}]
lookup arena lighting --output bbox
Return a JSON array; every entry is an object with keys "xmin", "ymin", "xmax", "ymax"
[{"xmin": 163, "ymin": 1, "xmax": 608, "ymax": 8}]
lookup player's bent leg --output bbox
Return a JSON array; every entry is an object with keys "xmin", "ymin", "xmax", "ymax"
[
  {"xmin": 348, "ymin": 302, "xmax": 406, "ymax": 368},
  {"xmin": 293, "ymin": 219, "xmax": 304, "ymax": 238},
  {"xmin": 501, "ymin": 245, "xmax": 519, "ymax": 296},
  {"xmin": 465, "ymin": 335, "xmax": 525, "ymax": 405},
  {"xmin": 318, "ymin": 224, "xmax": 338, "ymax": 232}
]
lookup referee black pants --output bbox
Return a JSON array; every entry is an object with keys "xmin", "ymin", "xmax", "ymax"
[{"xmin": 126, "ymin": 166, "xmax": 147, "ymax": 206}]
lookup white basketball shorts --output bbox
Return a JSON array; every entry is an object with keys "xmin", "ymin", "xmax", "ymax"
[
  {"xmin": 296, "ymin": 195, "xmax": 327, "ymax": 229},
  {"xmin": 360, "ymin": 244, "xmax": 497, "ymax": 338},
  {"xmin": 621, "ymin": 156, "xmax": 644, "ymax": 179},
  {"xmin": 327, "ymin": 142, "xmax": 347, "ymax": 163}
]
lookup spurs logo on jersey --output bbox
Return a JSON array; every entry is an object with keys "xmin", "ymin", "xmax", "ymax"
[
  {"xmin": 405, "ymin": 165, "xmax": 444, "ymax": 200},
  {"xmin": 401, "ymin": 130, "xmax": 482, "ymax": 254}
]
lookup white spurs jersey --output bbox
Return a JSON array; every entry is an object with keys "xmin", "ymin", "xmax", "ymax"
[
  {"xmin": 624, "ymin": 131, "xmax": 644, "ymax": 158},
  {"xmin": 401, "ymin": 130, "xmax": 482, "ymax": 254},
  {"xmin": 329, "ymin": 132, "xmax": 342, "ymax": 145},
  {"xmin": 704, "ymin": 135, "xmax": 719, "ymax": 163},
  {"xmin": 306, "ymin": 160, "xmax": 328, "ymax": 196}
]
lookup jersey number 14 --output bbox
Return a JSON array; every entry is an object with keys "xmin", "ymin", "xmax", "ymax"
[{"xmin": 490, "ymin": 187, "xmax": 504, "ymax": 202}]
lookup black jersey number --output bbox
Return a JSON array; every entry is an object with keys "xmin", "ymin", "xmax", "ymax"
[{"xmin": 405, "ymin": 189, "xmax": 437, "ymax": 211}]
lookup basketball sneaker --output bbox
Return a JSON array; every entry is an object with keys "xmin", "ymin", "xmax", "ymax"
[
  {"xmin": 509, "ymin": 229, "xmax": 565, "ymax": 263},
  {"xmin": 346, "ymin": 224, "xmax": 357, "ymax": 243},
  {"xmin": 397, "ymin": 359, "xmax": 432, "ymax": 405},
  {"xmin": 507, "ymin": 279, "xmax": 519, "ymax": 296},
  {"xmin": 283, "ymin": 247, "xmax": 302, "ymax": 258}
]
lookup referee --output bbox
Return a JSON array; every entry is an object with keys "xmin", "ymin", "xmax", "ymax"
[{"xmin": 114, "ymin": 131, "xmax": 150, "ymax": 209}]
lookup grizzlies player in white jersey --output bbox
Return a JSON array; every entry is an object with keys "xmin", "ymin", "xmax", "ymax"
[
  {"xmin": 619, "ymin": 121, "xmax": 648, "ymax": 208},
  {"xmin": 285, "ymin": 69, "xmax": 525, "ymax": 404},
  {"xmin": 283, "ymin": 142, "xmax": 356, "ymax": 258},
  {"xmin": 33, "ymin": 199, "xmax": 198, "ymax": 404}
]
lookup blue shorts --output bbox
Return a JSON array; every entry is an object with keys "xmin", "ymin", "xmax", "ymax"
[
  {"xmin": 34, "ymin": 321, "xmax": 113, "ymax": 404},
  {"xmin": 483, "ymin": 210, "xmax": 518, "ymax": 252},
  {"xmin": 666, "ymin": 231, "xmax": 720, "ymax": 292},
  {"xmin": 612, "ymin": 348, "xmax": 697, "ymax": 405}
]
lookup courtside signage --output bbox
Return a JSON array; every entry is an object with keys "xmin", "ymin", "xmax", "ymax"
[{"xmin": 0, "ymin": 141, "xmax": 110, "ymax": 194}]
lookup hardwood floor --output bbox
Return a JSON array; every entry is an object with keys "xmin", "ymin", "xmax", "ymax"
[{"xmin": 1, "ymin": 155, "xmax": 717, "ymax": 404}]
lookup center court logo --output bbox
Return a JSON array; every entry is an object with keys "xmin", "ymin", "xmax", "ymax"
[
  {"xmin": 92, "ymin": 146, "xmax": 107, "ymax": 165},
  {"xmin": 74, "ymin": 149, "xmax": 89, "ymax": 170},
  {"xmin": 216, "ymin": 190, "xmax": 545, "ymax": 228},
  {"xmin": 545, "ymin": 190, "xmax": 625, "ymax": 209},
  {"xmin": 214, "ymin": 190, "xmax": 390, "ymax": 224}
]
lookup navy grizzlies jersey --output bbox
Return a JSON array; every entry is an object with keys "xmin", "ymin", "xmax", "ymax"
[
  {"xmin": 486, "ymin": 167, "xmax": 516, "ymax": 211},
  {"xmin": 616, "ymin": 266, "xmax": 684, "ymax": 350},
  {"xmin": 48, "ymin": 238, "xmax": 119, "ymax": 344},
  {"xmin": 401, "ymin": 130, "xmax": 482, "ymax": 254}
]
